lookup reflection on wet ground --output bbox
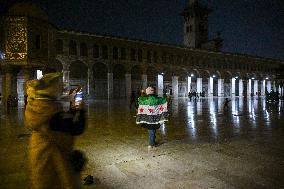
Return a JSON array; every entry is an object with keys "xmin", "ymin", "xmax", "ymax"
[
  {"xmin": 0, "ymin": 97, "xmax": 284, "ymax": 189},
  {"xmin": 83, "ymin": 97, "xmax": 284, "ymax": 143},
  {"xmin": 1, "ymin": 97, "xmax": 283, "ymax": 143}
]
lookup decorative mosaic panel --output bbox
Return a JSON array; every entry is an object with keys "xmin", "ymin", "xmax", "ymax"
[{"xmin": 5, "ymin": 17, "xmax": 27, "ymax": 62}]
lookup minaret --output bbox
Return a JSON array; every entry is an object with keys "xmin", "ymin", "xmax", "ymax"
[{"xmin": 182, "ymin": 0, "xmax": 211, "ymax": 48}]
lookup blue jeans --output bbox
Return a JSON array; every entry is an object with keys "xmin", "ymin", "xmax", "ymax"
[{"xmin": 148, "ymin": 129, "xmax": 156, "ymax": 146}]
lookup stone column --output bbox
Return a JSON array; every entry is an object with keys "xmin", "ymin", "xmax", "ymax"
[
  {"xmin": 187, "ymin": 76, "xmax": 191, "ymax": 94},
  {"xmin": 267, "ymin": 80, "xmax": 271, "ymax": 92},
  {"xmin": 273, "ymin": 81, "xmax": 276, "ymax": 92},
  {"xmin": 2, "ymin": 71, "xmax": 13, "ymax": 111},
  {"xmin": 87, "ymin": 68, "xmax": 94, "ymax": 98},
  {"xmin": 141, "ymin": 74, "xmax": 147, "ymax": 89},
  {"xmin": 261, "ymin": 80, "xmax": 265, "ymax": 96},
  {"xmin": 197, "ymin": 78, "xmax": 202, "ymax": 94},
  {"xmin": 218, "ymin": 79, "xmax": 224, "ymax": 97},
  {"xmin": 238, "ymin": 79, "xmax": 243, "ymax": 97},
  {"xmin": 63, "ymin": 70, "xmax": 69, "ymax": 89},
  {"xmin": 107, "ymin": 73, "xmax": 113, "ymax": 99},
  {"xmin": 254, "ymin": 80, "xmax": 258, "ymax": 96},
  {"xmin": 172, "ymin": 76, "xmax": 178, "ymax": 98},
  {"xmin": 208, "ymin": 77, "xmax": 213, "ymax": 97},
  {"xmin": 125, "ymin": 73, "xmax": 131, "ymax": 99},
  {"xmin": 247, "ymin": 79, "xmax": 252, "ymax": 96},
  {"xmin": 157, "ymin": 74, "xmax": 163, "ymax": 97},
  {"xmin": 231, "ymin": 78, "xmax": 236, "ymax": 97}
]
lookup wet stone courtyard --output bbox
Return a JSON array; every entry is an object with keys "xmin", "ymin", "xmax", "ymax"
[{"xmin": 0, "ymin": 97, "xmax": 284, "ymax": 189}]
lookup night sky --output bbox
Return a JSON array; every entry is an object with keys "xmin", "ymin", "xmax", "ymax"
[{"xmin": 1, "ymin": 0, "xmax": 284, "ymax": 60}]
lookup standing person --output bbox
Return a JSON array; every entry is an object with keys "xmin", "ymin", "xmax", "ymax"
[
  {"xmin": 223, "ymin": 98, "xmax": 231, "ymax": 111},
  {"xmin": 136, "ymin": 86, "xmax": 168, "ymax": 148},
  {"xmin": 25, "ymin": 72, "xmax": 86, "ymax": 189}
]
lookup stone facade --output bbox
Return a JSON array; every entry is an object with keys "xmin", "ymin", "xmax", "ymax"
[{"xmin": 0, "ymin": 2, "xmax": 283, "ymax": 107}]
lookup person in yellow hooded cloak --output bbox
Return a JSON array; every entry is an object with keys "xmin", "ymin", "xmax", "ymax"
[{"xmin": 25, "ymin": 72, "xmax": 85, "ymax": 189}]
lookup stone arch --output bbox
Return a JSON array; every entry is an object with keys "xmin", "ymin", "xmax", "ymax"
[
  {"xmin": 131, "ymin": 65, "xmax": 143, "ymax": 93},
  {"xmin": 113, "ymin": 64, "xmax": 126, "ymax": 98},
  {"xmin": 113, "ymin": 64, "xmax": 126, "ymax": 80},
  {"xmin": 92, "ymin": 62, "xmax": 108, "ymax": 98},
  {"xmin": 200, "ymin": 69, "xmax": 211, "ymax": 78},
  {"xmin": 146, "ymin": 66, "xmax": 158, "ymax": 86}
]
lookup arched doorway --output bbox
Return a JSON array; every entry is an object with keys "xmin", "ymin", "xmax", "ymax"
[
  {"xmin": 93, "ymin": 62, "xmax": 108, "ymax": 98},
  {"xmin": 131, "ymin": 65, "xmax": 142, "ymax": 94},
  {"xmin": 113, "ymin": 64, "xmax": 126, "ymax": 98},
  {"xmin": 69, "ymin": 60, "xmax": 88, "ymax": 94}
]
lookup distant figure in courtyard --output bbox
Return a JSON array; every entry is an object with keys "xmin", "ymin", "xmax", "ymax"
[
  {"xmin": 136, "ymin": 86, "xmax": 169, "ymax": 148},
  {"xmin": 223, "ymin": 98, "xmax": 231, "ymax": 111},
  {"xmin": 188, "ymin": 91, "xmax": 192, "ymax": 101},
  {"xmin": 25, "ymin": 72, "xmax": 86, "ymax": 189}
]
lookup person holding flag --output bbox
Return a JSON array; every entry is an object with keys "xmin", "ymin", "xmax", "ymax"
[{"xmin": 136, "ymin": 86, "xmax": 169, "ymax": 148}]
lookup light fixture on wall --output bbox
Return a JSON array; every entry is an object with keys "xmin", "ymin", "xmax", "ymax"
[{"xmin": 190, "ymin": 73, "xmax": 194, "ymax": 77}]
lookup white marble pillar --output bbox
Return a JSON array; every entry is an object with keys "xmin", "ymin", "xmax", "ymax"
[
  {"xmin": 141, "ymin": 74, "xmax": 147, "ymax": 89},
  {"xmin": 87, "ymin": 68, "xmax": 94, "ymax": 97},
  {"xmin": 267, "ymin": 80, "xmax": 271, "ymax": 92},
  {"xmin": 218, "ymin": 79, "xmax": 224, "ymax": 97},
  {"xmin": 273, "ymin": 81, "xmax": 276, "ymax": 92},
  {"xmin": 197, "ymin": 78, "xmax": 202, "ymax": 94},
  {"xmin": 231, "ymin": 78, "xmax": 236, "ymax": 97},
  {"xmin": 261, "ymin": 80, "xmax": 265, "ymax": 96},
  {"xmin": 125, "ymin": 74, "xmax": 131, "ymax": 99},
  {"xmin": 172, "ymin": 76, "xmax": 178, "ymax": 98},
  {"xmin": 247, "ymin": 79, "xmax": 252, "ymax": 96},
  {"xmin": 208, "ymin": 77, "xmax": 213, "ymax": 97},
  {"xmin": 107, "ymin": 73, "xmax": 113, "ymax": 99},
  {"xmin": 63, "ymin": 70, "xmax": 70, "ymax": 90},
  {"xmin": 254, "ymin": 80, "xmax": 258, "ymax": 96},
  {"xmin": 239, "ymin": 79, "xmax": 243, "ymax": 97},
  {"xmin": 187, "ymin": 76, "xmax": 192, "ymax": 93},
  {"xmin": 157, "ymin": 74, "xmax": 163, "ymax": 97}
]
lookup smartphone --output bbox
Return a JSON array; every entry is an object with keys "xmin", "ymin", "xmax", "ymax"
[{"xmin": 74, "ymin": 89, "xmax": 83, "ymax": 106}]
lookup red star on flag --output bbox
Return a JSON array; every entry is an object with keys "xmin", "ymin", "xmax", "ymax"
[
  {"xmin": 148, "ymin": 108, "xmax": 154, "ymax": 113},
  {"xmin": 159, "ymin": 106, "xmax": 164, "ymax": 112},
  {"xmin": 139, "ymin": 108, "xmax": 144, "ymax": 113}
]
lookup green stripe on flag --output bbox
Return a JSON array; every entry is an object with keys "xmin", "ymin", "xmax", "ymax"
[{"xmin": 138, "ymin": 95, "xmax": 167, "ymax": 106}]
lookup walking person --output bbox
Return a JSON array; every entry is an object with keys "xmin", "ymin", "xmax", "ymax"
[
  {"xmin": 25, "ymin": 72, "xmax": 86, "ymax": 189},
  {"xmin": 136, "ymin": 86, "xmax": 169, "ymax": 148}
]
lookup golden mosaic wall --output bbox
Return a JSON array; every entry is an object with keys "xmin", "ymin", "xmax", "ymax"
[{"xmin": 4, "ymin": 17, "xmax": 27, "ymax": 62}]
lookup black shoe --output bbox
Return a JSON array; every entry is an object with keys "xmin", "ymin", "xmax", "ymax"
[{"xmin": 83, "ymin": 175, "xmax": 94, "ymax": 185}]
